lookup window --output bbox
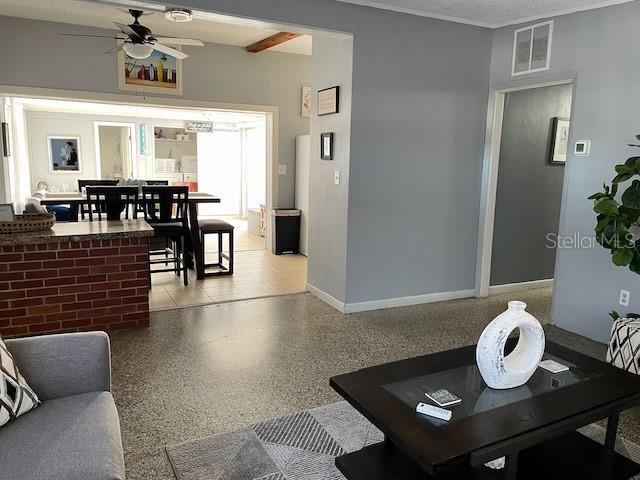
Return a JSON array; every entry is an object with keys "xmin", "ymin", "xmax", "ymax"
[{"xmin": 512, "ymin": 21, "xmax": 553, "ymax": 76}]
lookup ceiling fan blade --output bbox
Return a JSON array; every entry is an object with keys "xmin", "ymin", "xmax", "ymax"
[
  {"xmin": 104, "ymin": 43, "xmax": 125, "ymax": 55},
  {"xmin": 61, "ymin": 33, "xmax": 124, "ymax": 39},
  {"xmin": 114, "ymin": 21, "xmax": 141, "ymax": 40},
  {"xmin": 151, "ymin": 42, "xmax": 189, "ymax": 60},
  {"xmin": 154, "ymin": 37, "xmax": 204, "ymax": 46}
]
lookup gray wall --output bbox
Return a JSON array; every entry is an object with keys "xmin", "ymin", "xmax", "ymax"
[
  {"xmin": 491, "ymin": 1, "xmax": 640, "ymax": 341},
  {"xmin": 307, "ymin": 35, "xmax": 353, "ymax": 302},
  {"xmin": 0, "ymin": 15, "xmax": 310, "ymax": 208},
  {"xmin": 491, "ymin": 84, "xmax": 572, "ymax": 286},
  {"xmin": 345, "ymin": 7, "xmax": 492, "ymax": 303}
]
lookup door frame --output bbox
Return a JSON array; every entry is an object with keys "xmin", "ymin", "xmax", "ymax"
[
  {"xmin": 475, "ymin": 77, "xmax": 576, "ymax": 297},
  {"xmin": 94, "ymin": 121, "xmax": 137, "ymax": 180},
  {"xmin": 0, "ymin": 86, "xmax": 278, "ymax": 253}
]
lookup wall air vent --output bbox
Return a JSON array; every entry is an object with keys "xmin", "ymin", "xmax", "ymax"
[{"xmin": 512, "ymin": 20, "xmax": 553, "ymax": 76}]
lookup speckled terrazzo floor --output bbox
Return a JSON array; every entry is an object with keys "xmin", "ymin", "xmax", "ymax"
[{"xmin": 109, "ymin": 287, "xmax": 640, "ymax": 480}]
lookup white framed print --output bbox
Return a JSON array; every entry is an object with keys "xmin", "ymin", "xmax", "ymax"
[
  {"xmin": 48, "ymin": 136, "xmax": 81, "ymax": 173},
  {"xmin": 549, "ymin": 117, "xmax": 570, "ymax": 164},
  {"xmin": 317, "ymin": 86, "xmax": 340, "ymax": 116},
  {"xmin": 301, "ymin": 86, "xmax": 311, "ymax": 117}
]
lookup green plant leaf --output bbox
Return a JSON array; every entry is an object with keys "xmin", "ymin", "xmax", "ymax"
[
  {"xmin": 613, "ymin": 173, "xmax": 634, "ymax": 184},
  {"xmin": 594, "ymin": 197, "xmax": 619, "ymax": 215},
  {"xmin": 588, "ymin": 192, "xmax": 606, "ymax": 200},
  {"xmin": 625, "ymin": 156, "xmax": 640, "ymax": 167},
  {"xmin": 612, "ymin": 248, "xmax": 634, "ymax": 266},
  {"xmin": 615, "ymin": 164, "xmax": 634, "ymax": 175},
  {"xmin": 622, "ymin": 180, "xmax": 640, "ymax": 209}
]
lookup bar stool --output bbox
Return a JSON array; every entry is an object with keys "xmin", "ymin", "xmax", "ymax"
[
  {"xmin": 199, "ymin": 219, "xmax": 234, "ymax": 276},
  {"xmin": 142, "ymin": 186, "xmax": 189, "ymax": 286}
]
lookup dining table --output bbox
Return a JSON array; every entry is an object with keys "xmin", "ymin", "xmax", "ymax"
[{"xmin": 40, "ymin": 191, "xmax": 221, "ymax": 280}]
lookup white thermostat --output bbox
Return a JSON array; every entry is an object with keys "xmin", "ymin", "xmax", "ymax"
[{"xmin": 574, "ymin": 140, "xmax": 591, "ymax": 156}]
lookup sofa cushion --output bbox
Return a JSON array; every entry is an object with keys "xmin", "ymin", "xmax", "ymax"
[
  {"xmin": 0, "ymin": 391, "xmax": 125, "ymax": 480},
  {"xmin": 0, "ymin": 335, "xmax": 40, "ymax": 427}
]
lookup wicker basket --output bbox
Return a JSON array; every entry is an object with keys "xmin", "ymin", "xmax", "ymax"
[{"xmin": 0, "ymin": 213, "xmax": 56, "ymax": 234}]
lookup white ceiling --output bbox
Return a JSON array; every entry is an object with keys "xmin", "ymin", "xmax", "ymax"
[
  {"xmin": 0, "ymin": 0, "xmax": 312, "ymax": 55},
  {"xmin": 337, "ymin": 0, "xmax": 635, "ymax": 27}
]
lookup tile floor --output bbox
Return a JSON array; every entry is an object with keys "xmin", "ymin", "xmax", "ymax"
[{"xmin": 149, "ymin": 218, "xmax": 307, "ymax": 310}]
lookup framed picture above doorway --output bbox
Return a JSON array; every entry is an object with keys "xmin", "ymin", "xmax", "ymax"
[{"xmin": 118, "ymin": 46, "xmax": 183, "ymax": 96}]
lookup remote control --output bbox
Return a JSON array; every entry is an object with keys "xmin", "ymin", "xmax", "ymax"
[{"xmin": 416, "ymin": 402, "xmax": 452, "ymax": 421}]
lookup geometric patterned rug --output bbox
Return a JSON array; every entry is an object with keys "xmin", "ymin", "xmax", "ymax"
[{"xmin": 166, "ymin": 402, "xmax": 640, "ymax": 480}]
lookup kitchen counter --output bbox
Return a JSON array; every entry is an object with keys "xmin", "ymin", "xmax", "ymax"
[{"xmin": 0, "ymin": 219, "xmax": 154, "ymax": 246}]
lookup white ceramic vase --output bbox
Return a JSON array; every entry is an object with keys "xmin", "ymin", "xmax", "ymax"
[{"xmin": 476, "ymin": 301, "xmax": 545, "ymax": 390}]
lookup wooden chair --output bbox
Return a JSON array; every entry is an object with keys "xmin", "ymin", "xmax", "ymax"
[
  {"xmin": 199, "ymin": 220, "xmax": 234, "ymax": 277},
  {"xmin": 141, "ymin": 186, "xmax": 189, "ymax": 286},
  {"xmin": 85, "ymin": 186, "xmax": 139, "ymax": 221},
  {"xmin": 78, "ymin": 180, "xmax": 118, "ymax": 220}
]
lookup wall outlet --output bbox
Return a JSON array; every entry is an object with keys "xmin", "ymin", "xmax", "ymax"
[
  {"xmin": 334, "ymin": 170, "xmax": 340, "ymax": 185},
  {"xmin": 278, "ymin": 164, "xmax": 287, "ymax": 175},
  {"xmin": 619, "ymin": 289, "xmax": 631, "ymax": 307}
]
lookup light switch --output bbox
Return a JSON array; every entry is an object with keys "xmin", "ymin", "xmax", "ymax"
[
  {"xmin": 334, "ymin": 170, "xmax": 340, "ymax": 185},
  {"xmin": 278, "ymin": 164, "xmax": 287, "ymax": 175}
]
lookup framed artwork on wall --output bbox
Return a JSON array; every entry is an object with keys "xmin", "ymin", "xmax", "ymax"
[
  {"xmin": 118, "ymin": 45, "xmax": 183, "ymax": 96},
  {"xmin": 48, "ymin": 136, "xmax": 81, "ymax": 173},
  {"xmin": 549, "ymin": 117, "xmax": 570, "ymax": 164},
  {"xmin": 317, "ymin": 86, "xmax": 340, "ymax": 116},
  {"xmin": 321, "ymin": 132, "xmax": 334, "ymax": 160},
  {"xmin": 301, "ymin": 86, "xmax": 311, "ymax": 117}
]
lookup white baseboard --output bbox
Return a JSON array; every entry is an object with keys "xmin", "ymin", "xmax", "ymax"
[
  {"xmin": 489, "ymin": 279, "xmax": 554, "ymax": 295},
  {"xmin": 306, "ymin": 283, "xmax": 346, "ymax": 313},
  {"xmin": 344, "ymin": 289, "xmax": 476, "ymax": 314}
]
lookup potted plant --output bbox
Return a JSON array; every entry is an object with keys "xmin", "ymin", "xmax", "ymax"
[{"xmin": 589, "ymin": 135, "xmax": 640, "ymax": 373}]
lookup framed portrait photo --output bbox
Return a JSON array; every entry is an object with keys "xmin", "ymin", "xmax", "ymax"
[
  {"xmin": 318, "ymin": 86, "xmax": 339, "ymax": 116},
  {"xmin": 321, "ymin": 132, "xmax": 334, "ymax": 160},
  {"xmin": 48, "ymin": 136, "xmax": 81, "ymax": 173},
  {"xmin": 118, "ymin": 44, "xmax": 183, "ymax": 96},
  {"xmin": 549, "ymin": 117, "xmax": 570, "ymax": 165}
]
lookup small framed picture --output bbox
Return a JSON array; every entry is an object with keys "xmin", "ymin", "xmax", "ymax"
[
  {"xmin": 48, "ymin": 136, "xmax": 81, "ymax": 173},
  {"xmin": 318, "ymin": 86, "xmax": 340, "ymax": 116},
  {"xmin": 1, "ymin": 122, "xmax": 9, "ymax": 157},
  {"xmin": 301, "ymin": 86, "xmax": 311, "ymax": 118},
  {"xmin": 0, "ymin": 203, "xmax": 15, "ymax": 222},
  {"xmin": 549, "ymin": 117, "xmax": 570, "ymax": 165},
  {"xmin": 321, "ymin": 133, "xmax": 334, "ymax": 160}
]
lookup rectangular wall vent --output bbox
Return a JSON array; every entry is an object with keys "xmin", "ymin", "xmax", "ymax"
[{"xmin": 512, "ymin": 20, "xmax": 553, "ymax": 76}]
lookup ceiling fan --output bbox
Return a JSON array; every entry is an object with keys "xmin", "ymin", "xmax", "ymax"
[{"xmin": 62, "ymin": 9, "xmax": 204, "ymax": 60}]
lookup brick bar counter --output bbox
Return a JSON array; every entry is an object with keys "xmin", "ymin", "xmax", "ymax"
[{"xmin": 0, "ymin": 219, "xmax": 154, "ymax": 337}]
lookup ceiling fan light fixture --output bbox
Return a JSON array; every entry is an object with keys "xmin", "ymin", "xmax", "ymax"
[
  {"xmin": 165, "ymin": 8, "xmax": 193, "ymax": 23},
  {"xmin": 123, "ymin": 42, "xmax": 154, "ymax": 59}
]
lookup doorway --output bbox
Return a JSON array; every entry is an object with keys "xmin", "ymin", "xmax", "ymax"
[
  {"xmin": 94, "ymin": 121, "xmax": 136, "ymax": 180},
  {"xmin": 476, "ymin": 81, "xmax": 574, "ymax": 296}
]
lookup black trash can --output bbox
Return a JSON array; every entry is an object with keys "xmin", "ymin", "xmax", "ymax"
[{"xmin": 273, "ymin": 209, "xmax": 301, "ymax": 255}]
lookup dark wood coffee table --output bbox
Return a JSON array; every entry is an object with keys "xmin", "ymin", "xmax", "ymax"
[{"xmin": 330, "ymin": 341, "xmax": 640, "ymax": 479}]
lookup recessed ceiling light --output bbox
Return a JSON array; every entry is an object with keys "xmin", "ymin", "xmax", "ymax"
[{"xmin": 164, "ymin": 8, "xmax": 193, "ymax": 23}]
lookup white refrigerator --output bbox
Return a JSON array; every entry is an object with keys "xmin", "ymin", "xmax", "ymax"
[{"xmin": 295, "ymin": 135, "xmax": 310, "ymax": 256}]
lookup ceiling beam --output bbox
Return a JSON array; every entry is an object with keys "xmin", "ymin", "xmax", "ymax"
[{"xmin": 246, "ymin": 32, "xmax": 301, "ymax": 53}]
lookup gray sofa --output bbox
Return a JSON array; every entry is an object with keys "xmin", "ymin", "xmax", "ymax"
[{"xmin": 0, "ymin": 332, "xmax": 125, "ymax": 480}]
